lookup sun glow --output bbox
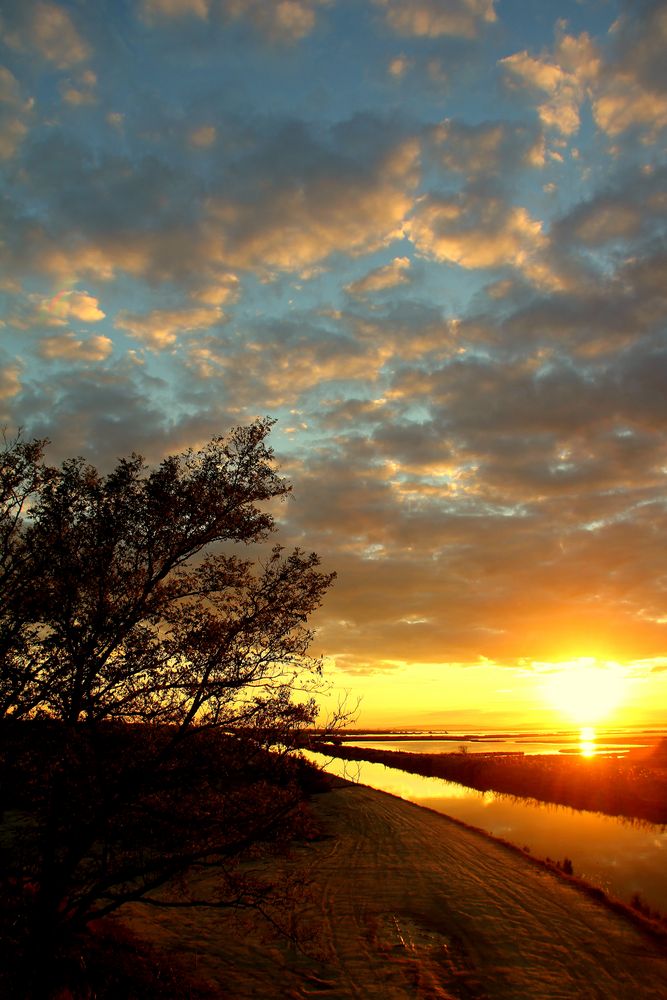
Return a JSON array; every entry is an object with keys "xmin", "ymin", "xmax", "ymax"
[
  {"xmin": 540, "ymin": 658, "xmax": 628, "ymax": 726},
  {"xmin": 579, "ymin": 726, "xmax": 596, "ymax": 757}
]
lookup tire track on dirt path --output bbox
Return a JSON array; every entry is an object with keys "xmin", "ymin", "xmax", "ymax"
[
  {"xmin": 304, "ymin": 785, "xmax": 667, "ymax": 999},
  {"xmin": 119, "ymin": 783, "xmax": 667, "ymax": 999}
]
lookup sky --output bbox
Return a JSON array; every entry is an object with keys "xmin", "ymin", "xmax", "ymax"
[{"xmin": 1, "ymin": 0, "xmax": 667, "ymax": 730}]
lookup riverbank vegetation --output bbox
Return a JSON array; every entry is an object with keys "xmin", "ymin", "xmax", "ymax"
[{"xmin": 312, "ymin": 741, "xmax": 667, "ymax": 824}]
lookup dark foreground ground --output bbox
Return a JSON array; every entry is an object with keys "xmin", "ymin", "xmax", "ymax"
[
  {"xmin": 116, "ymin": 783, "xmax": 667, "ymax": 999},
  {"xmin": 5, "ymin": 772, "xmax": 667, "ymax": 997}
]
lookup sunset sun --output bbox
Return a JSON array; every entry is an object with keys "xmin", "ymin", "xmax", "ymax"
[{"xmin": 541, "ymin": 659, "xmax": 629, "ymax": 727}]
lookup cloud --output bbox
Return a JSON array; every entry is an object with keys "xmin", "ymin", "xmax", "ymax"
[
  {"xmin": 2, "ymin": 1, "xmax": 91, "ymax": 68},
  {"xmin": 45, "ymin": 290, "xmax": 106, "ymax": 323},
  {"xmin": 0, "ymin": 65, "xmax": 32, "ymax": 159},
  {"xmin": 384, "ymin": 332, "xmax": 667, "ymax": 512},
  {"xmin": 106, "ymin": 112, "xmax": 124, "ymax": 130},
  {"xmin": 0, "ymin": 117, "xmax": 419, "ymax": 288},
  {"xmin": 276, "ymin": 334, "xmax": 667, "ymax": 663},
  {"xmin": 6, "ymin": 357, "xmax": 247, "ymax": 471},
  {"xmin": 9, "ymin": 364, "xmax": 171, "ymax": 466},
  {"xmin": 593, "ymin": 74, "xmax": 667, "ymax": 138},
  {"xmin": 181, "ymin": 312, "xmax": 392, "ymax": 404},
  {"xmin": 188, "ymin": 124, "xmax": 217, "ymax": 148},
  {"xmin": 499, "ymin": 35, "xmax": 598, "ymax": 136},
  {"xmin": 426, "ymin": 118, "xmax": 545, "ymax": 177},
  {"xmin": 177, "ymin": 297, "xmax": 447, "ymax": 412},
  {"xmin": 407, "ymin": 192, "xmax": 553, "ymax": 286},
  {"xmin": 188, "ymin": 274, "xmax": 240, "ymax": 305},
  {"xmin": 138, "ymin": 0, "xmax": 328, "ymax": 42},
  {"xmin": 195, "ymin": 296, "xmax": 458, "ymax": 409},
  {"xmin": 38, "ymin": 332, "xmax": 113, "ymax": 362},
  {"xmin": 388, "ymin": 55, "xmax": 411, "ymax": 79},
  {"xmin": 0, "ymin": 108, "xmax": 28, "ymax": 160},
  {"xmin": 315, "ymin": 397, "xmax": 390, "ymax": 433},
  {"xmin": 0, "ymin": 134, "xmax": 222, "ymax": 288},
  {"xmin": 373, "ymin": 0, "xmax": 496, "ymax": 40},
  {"xmin": 484, "ymin": 284, "xmax": 662, "ymax": 363},
  {"xmin": 0, "ymin": 64, "xmax": 27, "ymax": 105},
  {"xmin": 592, "ymin": 4, "xmax": 667, "ymax": 135},
  {"xmin": 549, "ymin": 165, "xmax": 667, "ymax": 283},
  {"xmin": 345, "ymin": 256, "xmax": 411, "ymax": 297},
  {"xmin": 0, "ymin": 360, "xmax": 21, "ymax": 401},
  {"xmin": 115, "ymin": 305, "xmax": 224, "ymax": 350},
  {"xmin": 204, "ymin": 123, "xmax": 419, "ymax": 274},
  {"xmin": 139, "ymin": 0, "xmax": 210, "ymax": 20},
  {"xmin": 4, "ymin": 288, "xmax": 107, "ymax": 334},
  {"xmin": 224, "ymin": 0, "xmax": 327, "ymax": 42},
  {"xmin": 608, "ymin": 0, "xmax": 667, "ymax": 92},
  {"xmin": 16, "ymin": 132, "xmax": 199, "ymax": 238},
  {"xmin": 279, "ymin": 434, "xmax": 664, "ymax": 664},
  {"xmin": 501, "ymin": 12, "xmax": 667, "ymax": 141},
  {"xmin": 60, "ymin": 69, "xmax": 97, "ymax": 106},
  {"xmin": 344, "ymin": 299, "xmax": 456, "ymax": 361},
  {"xmin": 562, "ymin": 198, "xmax": 642, "ymax": 246}
]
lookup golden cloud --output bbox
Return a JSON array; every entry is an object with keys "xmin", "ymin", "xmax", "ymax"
[
  {"xmin": 188, "ymin": 124, "xmax": 217, "ymax": 148},
  {"xmin": 115, "ymin": 305, "xmax": 223, "ymax": 350},
  {"xmin": 593, "ymin": 75, "xmax": 667, "ymax": 138},
  {"xmin": 502, "ymin": 24, "xmax": 667, "ymax": 141},
  {"xmin": 0, "ymin": 65, "xmax": 24, "ymax": 105},
  {"xmin": 60, "ymin": 69, "xmax": 97, "ymax": 106},
  {"xmin": 186, "ymin": 334, "xmax": 392, "ymax": 404},
  {"xmin": 407, "ymin": 194, "xmax": 550, "ymax": 282},
  {"xmin": 373, "ymin": 0, "xmax": 496, "ymax": 40},
  {"xmin": 0, "ymin": 65, "xmax": 32, "ymax": 160},
  {"xmin": 138, "ymin": 0, "xmax": 210, "ymax": 21},
  {"xmin": 388, "ymin": 55, "xmax": 410, "ymax": 79},
  {"xmin": 500, "ymin": 49, "xmax": 586, "ymax": 136},
  {"xmin": 189, "ymin": 274, "xmax": 240, "ymax": 305},
  {"xmin": 47, "ymin": 290, "xmax": 106, "ymax": 323},
  {"xmin": 6, "ymin": 139, "xmax": 418, "ymax": 287},
  {"xmin": 38, "ymin": 332, "xmax": 113, "ymax": 362},
  {"xmin": 0, "ymin": 114, "xmax": 28, "ymax": 160},
  {"xmin": 19, "ymin": 1, "xmax": 92, "ymax": 68},
  {"xmin": 345, "ymin": 256, "xmax": 411, "ymax": 297},
  {"xmin": 0, "ymin": 362, "xmax": 21, "ymax": 401},
  {"xmin": 571, "ymin": 202, "xmax": 641, "ymax": 245},
  {"xmin": 140, "ymin": 0, "xmax": 327, "ymax": 41},
  {"xmin": 205, "ymin": 137, "xmax": 419, "ymax": 274},
  {"xmin": 429, "ymin": 118, "xmax": 544, "ymax": 175}
]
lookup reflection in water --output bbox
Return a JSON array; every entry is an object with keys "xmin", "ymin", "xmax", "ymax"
[
  {"xmin": 309, "ymin": 751, "xmax": 667, "ymax": 914},
  {"xmin": 579, "ymin": 726, "xmax": 596, "ymax": 757}
]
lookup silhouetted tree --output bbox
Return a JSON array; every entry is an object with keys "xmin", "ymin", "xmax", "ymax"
[
  {"xmin": 0, "ymin": 433, "xmax": 53, "ymax": 717},
  {"xmin": 0, "ymin": 421, "xmax": 336, "ymax": 995}
]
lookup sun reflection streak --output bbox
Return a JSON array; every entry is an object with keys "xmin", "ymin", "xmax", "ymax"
[{"xmin": 580, "ymin": 726, "xmax": 596, "ymax": 757}]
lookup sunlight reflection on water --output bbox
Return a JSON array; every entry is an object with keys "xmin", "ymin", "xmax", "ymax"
[{"xmin": 579, "ymin": 727, "xmax": 596, "ymax": 757}]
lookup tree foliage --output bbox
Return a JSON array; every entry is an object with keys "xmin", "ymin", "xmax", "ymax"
[{"xmin": 0, "ymin": 421, "xmax": 336, "ymax": 992}]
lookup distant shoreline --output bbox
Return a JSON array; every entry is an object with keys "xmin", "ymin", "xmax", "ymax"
[
  {"xmin": 319, "ymin": 725, "xmax": 665, "ymax": 745},
  {"xmin": 312, "ymin": 739, "xmax": 667, "ymax": 824}
]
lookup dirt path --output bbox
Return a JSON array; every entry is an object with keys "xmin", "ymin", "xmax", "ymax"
[{"xmin": 120, "ymin": 784, "xmax": 667, "ymax": 998}]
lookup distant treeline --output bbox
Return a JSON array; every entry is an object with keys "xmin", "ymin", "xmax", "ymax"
[{"xmin": 312, "ymin": 742, "xmax": 667, "ymax": 825}]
